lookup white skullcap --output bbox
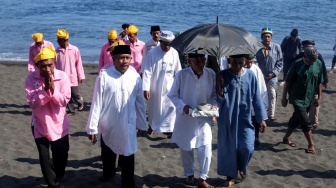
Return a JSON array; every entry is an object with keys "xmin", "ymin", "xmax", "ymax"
[{"xmin": 160, "ymin": 30, "xmax": 175, "ymax": 42}]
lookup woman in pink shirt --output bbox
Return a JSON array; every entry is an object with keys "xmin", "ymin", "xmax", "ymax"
[{"xmin": 25, "ymin": 47, "xmax": 71, "ymax": 188}]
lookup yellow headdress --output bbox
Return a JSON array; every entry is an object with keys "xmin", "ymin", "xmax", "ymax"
[
  {"xmin": 127, "ymin": 25, "xmax": 139, "ymax": 34},
  {"xmin": 56, "ymin": 28, "xmax": 69, "ymax": 39},
  {"xmin": 32, "ymin": 33, "xmax": 43, "ymax": 42},
  {"xmin": 34, "ymin": 46, "xmax": 56, "ymax": 63},
  {"xmin": 108, "ymin": 30, "xmax": 118, "ymax": 40},
  {"xmin": 107, "ymin": 40, "xmax": 126, "ymax": 52}
]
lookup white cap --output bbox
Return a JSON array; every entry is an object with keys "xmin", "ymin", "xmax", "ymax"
[{"xmin": 160, "ymin": 30, "xmax": 175, "ymax": 42}]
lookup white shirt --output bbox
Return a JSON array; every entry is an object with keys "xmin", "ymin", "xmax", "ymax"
[
  {"xmin": 140, "ymin": 39, "xmax": 160, "ymax": 73},
  {"xmin": 86, "ymin": 66, "xmax": 146, "ymax": 156},
  {"xmin": 142, "ymin": 45, "xmax": 181, "ymax": 132},
  {"xmin": 250, "ymin": 64, "xmax": 268, "ymax": 115},
  {"xmin": 219, "ymin": 56, "xmax": 229, "ymax": 70},
  {"xmin": 167, "ymin": 67, "xmax": 217, "ymax": 150}
]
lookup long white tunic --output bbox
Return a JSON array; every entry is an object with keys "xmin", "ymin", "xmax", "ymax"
[
  {"xmin": 250, "ymin": 64, "xmax": 269, "ymax": 114},
  {"xmin": 140, "ymin": 39, "xmax": 160, "ymax": 73},
  {"xmin": 86, "ymin": 67, "xmax": 146, "ymax": 156},
  {"xmin": 142, "ymin": 46, "xmax": 181, "ymax": 132},
  {"xmin": 167, "ymin": 67, "xmax": 217, "ymax": 151}
]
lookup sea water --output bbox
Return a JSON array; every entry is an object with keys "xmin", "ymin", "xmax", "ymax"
[{"xmin": 0, "ymin": 0, "xmax": 335, "ymax": 66}]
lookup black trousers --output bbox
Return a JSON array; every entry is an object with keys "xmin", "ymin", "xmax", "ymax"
[
  {"xmin": 252, "ymin": 116, "xmax": 260, "ymax": 140},
  {"xmin": 101, "ymin": 137, "xmax": 135, "ymax": 188},
  {"xmin": 67, "ymin": 86, "xmax": 83, "ymax": 113},
  {"xmin": 288, "ymin": 105, "xmax": 312, "ymax": 132},
  {"xmin": 34, "ymin": 132, "xmax": 69, "ymax": 187}
]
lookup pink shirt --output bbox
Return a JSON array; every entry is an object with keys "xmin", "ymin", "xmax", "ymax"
[
  {"xmin": 25, "ymin": 69, "xmax": 71, "ymax": 141},
  {"xmin": 55, "ymin": 43, "xmax": 85, "ymax": 86},
  {"xmin": 98, "ymin": 42, "xmax": 113, "ymax": 72},
  {"xmin": 28, "ymin": 40, "xmax": 55, "ymax": 72},
  {"xmin": 125, "ymin": 39, "xmax": 145, "ymax": 73}
]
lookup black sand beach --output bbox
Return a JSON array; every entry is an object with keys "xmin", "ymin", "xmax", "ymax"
[{"xmin": 0, "ymin": 63, "xmax": 335, "ymax": 187}]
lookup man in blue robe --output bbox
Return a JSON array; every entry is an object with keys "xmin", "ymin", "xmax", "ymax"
[{"xmin": 216, "ymin": 54, "xmax": 268, "ymax": 187}]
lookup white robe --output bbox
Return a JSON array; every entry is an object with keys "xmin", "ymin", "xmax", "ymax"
[
  {"xmin": 167, "ymin": 67, "xmax": 217, "ymax": 151},
  {"xmin": 250, "ymin": 64, "xmax": 269, "ymax": 115},
  {"xmin": 142, "ymin": 46, "xmax": 181, "ymax": 132},
  {"xmin": 86, "ymin": 66, "xmax": 146, "ymax": 156},
  {"xmin": 140, "ymin": 39, "xmax": 160, "ymax": 73}
]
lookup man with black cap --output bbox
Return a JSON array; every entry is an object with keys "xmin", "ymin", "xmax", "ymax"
[
  {"xmin": 281, "ymin": 29, "xmax": 302, "ymax": 79},
  {"xmin": 86, "ymin": 45, "xmax": 146, "ymax": 187},
  {"xmin": 217, "ymin": 54, "xmax": 267, "ymax": 187},
  {"xmin": 143, "ymin": 31, "xmax": 181, "ymax": 138},
  {"xmin": 168, "ymin": 51, "xmax": 217, "ymax": 188},
  {"xmin": 118, "ymin": 23, "xmax": 130, "ymax": 41},
  {"xmin": 294, "ymin": 39, "xmax": 328, "ymax": 129},
  {"xmin": 140, "ymin": 25, "xmax": 161, "ymax": 74},
  {"xmin": 281, "ymin": 46, "xmax": 323, "ymax": 155}
]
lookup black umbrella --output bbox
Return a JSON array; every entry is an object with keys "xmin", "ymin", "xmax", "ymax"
[{"xmin": 170, "ymin": 23, "xmax": 264, "ymax": 57}]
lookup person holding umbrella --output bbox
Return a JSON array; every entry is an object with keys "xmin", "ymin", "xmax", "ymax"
[{"xmin": 217, "ymin": 54, "xmax": 267, "ymax": 187}]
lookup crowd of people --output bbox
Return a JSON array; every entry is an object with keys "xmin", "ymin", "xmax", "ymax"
[{"xmin": 25, "ymin": 24, "xmax": 333, "ymax": 187}]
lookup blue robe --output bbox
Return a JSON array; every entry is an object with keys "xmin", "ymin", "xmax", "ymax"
[{"xmin": 217, "ymin": 68, "xmax": 267, "ymax": 178}]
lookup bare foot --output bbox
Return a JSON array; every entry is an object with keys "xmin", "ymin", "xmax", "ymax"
[
  {"xmin": 197, "ymin": 178, "xmax": 213, "ymax": 188},
  {"xmin": 307, "ymin": 144, "xmax": 316, "ymax": 154},
  {"xmin": 328, "ymin": 70, "xmax": 333, "ymax": 74},
  {"xmin": 224, "ymin": 179, "xmax": 235, "ymax": 187}
]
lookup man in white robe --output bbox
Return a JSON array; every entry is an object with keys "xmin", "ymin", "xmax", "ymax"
[
  {"xmin": 86, "ymin": 45, "xmax": 146, "ymax": 187},
  {"xmin": 168, "ymin": 53, "xmax": 217, "ymax": 188},
  {"xmin": 142, "ymin": 31, "xmax": 181, "ymax": 137},
  {"xmin": 140, "ymin": 25, "xmax": 161, "ymax": 74},
  {"xmin": 245, "ymin": 54, "xmax": 268, "ymax": 147}
]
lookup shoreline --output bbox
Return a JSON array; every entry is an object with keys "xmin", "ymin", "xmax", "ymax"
[{"xmin": 0, "ymin": 61, "xmax": 99, "ymax": 67}]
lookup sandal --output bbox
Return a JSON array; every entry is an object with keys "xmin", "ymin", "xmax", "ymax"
[
  {"xmin": 239, "ymin": 171, "xmax": 247, "ymax": 182},
  {"xmin": 313, "ymin": 124, "xmax": 318, "ymax": 129},
  {"xmin": 307, "ymin": 144, "xmax": 316, "ymax": 154},
  {"xmin": 283, "ymin": 137, "xmax": 296, "ymax": 147},
  {"xmin": 184, "ymin": 175, "xmax": 194, "ymax": 186}
]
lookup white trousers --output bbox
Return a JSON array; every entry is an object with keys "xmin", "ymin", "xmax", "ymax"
[
  {"xmin": 180, "ymin": 144, "xmax": 212, "ymax": 180},
  {"xmin": 266, "ymin": 82, "xmax": 276, "ymax": 118}
]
